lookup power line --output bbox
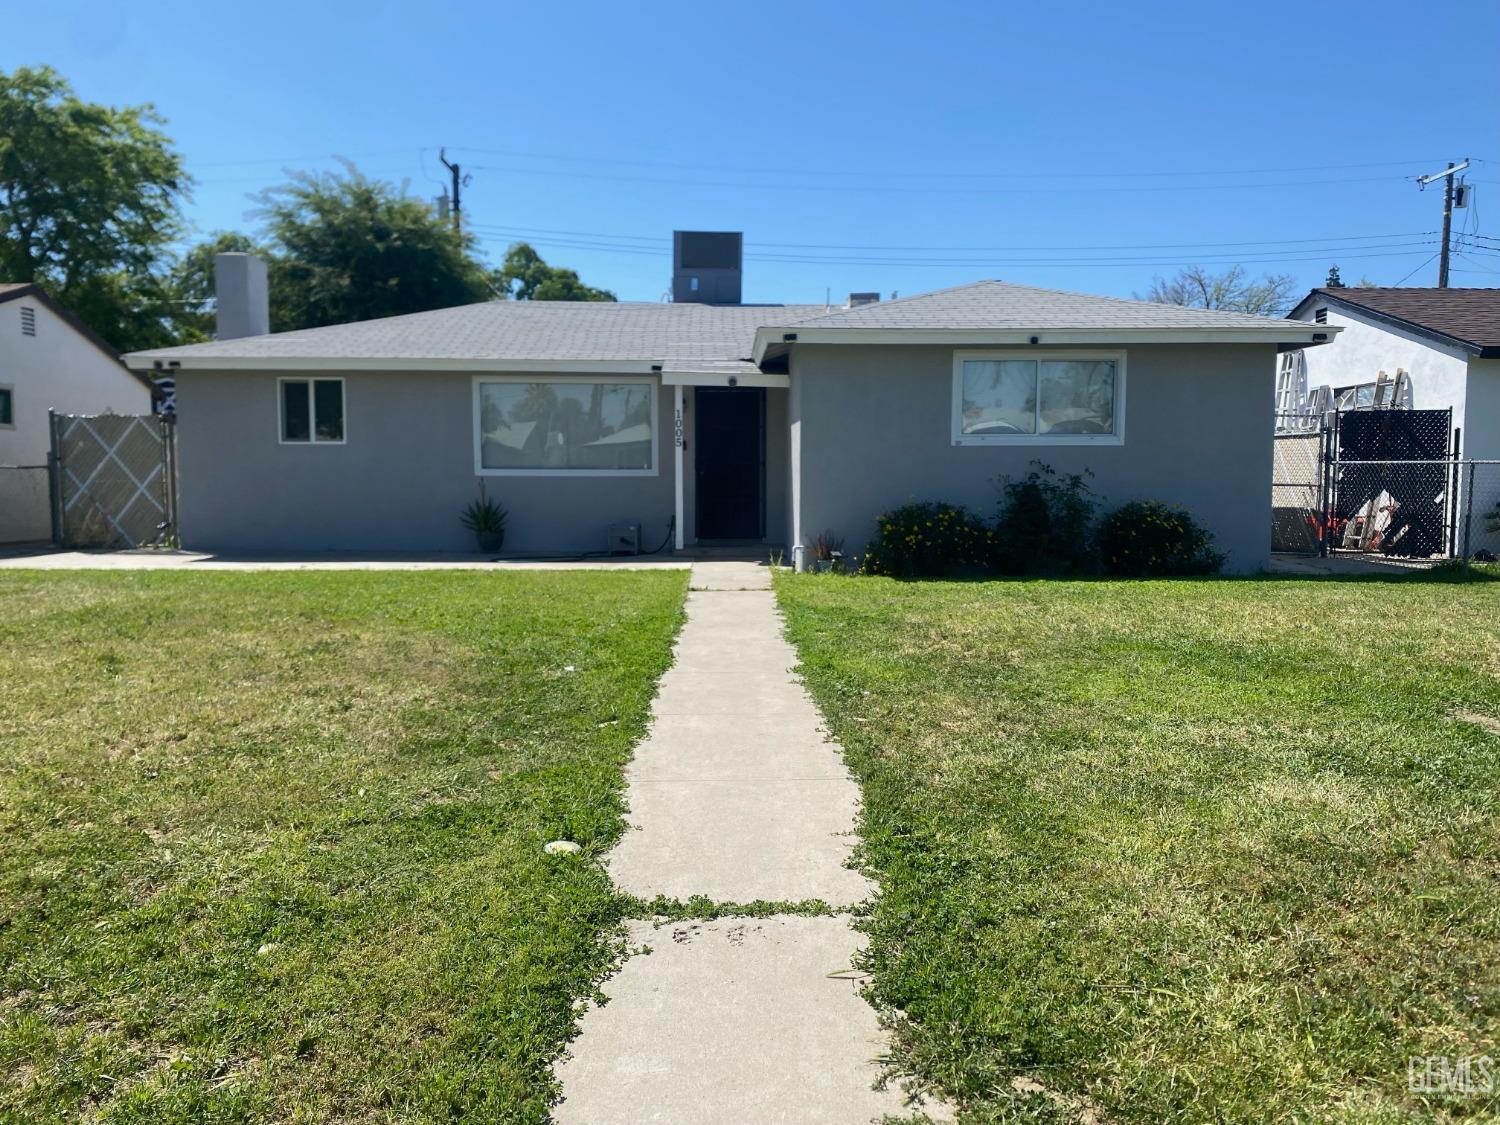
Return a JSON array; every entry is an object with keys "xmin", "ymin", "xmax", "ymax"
[
  {"xmin": 464, "ymin": 162, "xmax": 1417, "ymax": 196},
  {"xmin": 445, "ymin": 146, "xmax": 1455, "ymax": 181},
  {"xmin": 463, "ymin": 230, "xmax": 1440, "ymax": 270},
  {"xmin": 464, "ymin": 222, "xmax": 1438, "ymax": 254}
]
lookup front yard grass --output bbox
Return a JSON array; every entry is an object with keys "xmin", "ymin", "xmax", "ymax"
[
  {"xmin": 777, "ymin": 570, "xmax": 1500, "ymax": 1123},
  {"xmin": 0, "ymin": 569, "xmax": 686, "ymax": 1123}
]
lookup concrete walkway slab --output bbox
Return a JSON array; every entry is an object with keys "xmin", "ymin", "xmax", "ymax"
[
  {"xmin": 689, "ymin": 560, "xmax": 774, "ymax": 590},
  {"xmin": 613, "ymin": 777, "xmax": 866, "ymax": 904},
  {"xmin": 553, "ymin": 917, "xmax": 908, "ymax": 1125},
  {"xmin": 609, "ymin": 564, "xmax": 870, "ymax": 905}
]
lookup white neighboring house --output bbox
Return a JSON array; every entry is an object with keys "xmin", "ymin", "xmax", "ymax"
[
  {"xmin": 1282, "ymin": 287, "xmax": 1500, "ymax": 457},
  {"xmin": 0, "ymin": 283, "xmax": 156, "ymax": 544}
]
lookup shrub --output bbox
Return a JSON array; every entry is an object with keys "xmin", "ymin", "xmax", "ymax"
[
  {"xmin": 1098, "ymin": 500, "xmax": 1224, "ymax": 577},
  {"xmin": 862, "ymin": 501, "xmax": 992, "ymax": 578},
  {"xmin": 992, "ymin": 463, "xmax": 1097, "ymax": 575}
]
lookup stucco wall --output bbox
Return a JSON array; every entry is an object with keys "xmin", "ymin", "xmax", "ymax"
[
  {"xmin": 0, "ymin": 298, "xmax": 151, "ymax": 543},
  {"xmin": 1463, "ymin": 358, "xmax": 1500, "ymax": 462},
  {"xmin": 1293, "ymin": 305, "xmax": 1470, "ymax": 434},
  {"xmin": 789, "ymin": 342, "xmax": 1277, "ymax": 573},
  {"xmin": 176, "ymin": 370, "xmax": 677, "ymax": 554}
]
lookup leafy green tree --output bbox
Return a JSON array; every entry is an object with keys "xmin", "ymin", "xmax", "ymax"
[
  {"xmin": 250, "ymin": 164, "xmax": 495, "ymax": 330},
  {"xmin": 496, "ymin": 242, "xmax": 616, "ymax": 302},
  {"xmin": 0, "ymin": 65, "xmax": 189, "ymax": 350}
]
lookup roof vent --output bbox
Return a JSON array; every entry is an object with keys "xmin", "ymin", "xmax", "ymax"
[
  {"xmin": 19, "ymin": 305, "xmax": 36, "ymax": 336},
  {"xmin": 848, "ymin": 292, "xmax": 880, "ymax": 308},
  {"xmin": 1314, "ymin": 307, "xmax": 1328, "ymax": 324},
  {"xmin": 672, "ymin": 231, "xmax": 742, "ymax": 305}
]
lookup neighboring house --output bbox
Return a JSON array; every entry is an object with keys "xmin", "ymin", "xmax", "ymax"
[
  {"xmin": 124, "ymin": 235, "xmax": 1334, "ymax": 571},
  {"xmin": 0, "ymin": 284, "xmax": 156, "ymax": 544},
  {"xmin": 1282, "ymin": 288, "xmax": 1500, "ymax": 457}
]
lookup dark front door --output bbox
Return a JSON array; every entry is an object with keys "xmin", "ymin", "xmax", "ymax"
[{"xmin": 695, "ymin": 387, "xmax": 765, "ymax": 540}]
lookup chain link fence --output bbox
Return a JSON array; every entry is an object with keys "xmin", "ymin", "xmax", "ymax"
[
  {"xmin": 0, "ymin": 464, "xmax": 54, "ymax": 544},
  {"xmin": 50, "ymin": 411, "xmax": 177, "ymax": 548},
  {"xmin": 1272, "ymin": 428, "xmax": 1326, "ymax": 553}
]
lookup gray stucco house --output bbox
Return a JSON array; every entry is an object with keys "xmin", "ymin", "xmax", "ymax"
[{"xmin": 125, "ymin": 237, "xmax": 1335, "ymax": 571}]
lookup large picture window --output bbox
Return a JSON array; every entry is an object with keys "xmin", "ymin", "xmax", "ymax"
[
  {"xmin": 475, "ymin": 378, "xmax": 656, "ymax": 475},
  {"xmin": 953, "ymin": 352, "xmax": 1123, "ymax": 445}
]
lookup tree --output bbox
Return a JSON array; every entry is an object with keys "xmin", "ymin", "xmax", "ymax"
[
  {"xmin": 1139, "ymin": 265, "xmax": 1298, "ymax": 316},
  {"xmin": 1325, "ymin": 265, "xmax": 1346, "ymax": 288},
  {"xmin": 496, "ymin": 242, "xmax": 616, "ymax": 302},
  {"xmin": 250, "ymin": 164, "xmax": 496, "ymax": 331},
  {"xmin": 0, "ymin": 66, "xmax": 190, "ymax": 351}
]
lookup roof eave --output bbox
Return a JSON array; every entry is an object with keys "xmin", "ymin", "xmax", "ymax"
[
  {"xmin": 751, "ymin": 324, "xmax": 1340, "ymax": 363},
  {"xmin": 122, "ymin": 354, "xmax": 666, "ymax": 375}
]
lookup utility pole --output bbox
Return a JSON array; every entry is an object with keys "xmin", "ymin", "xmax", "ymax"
[
  {"xmin": 1417, "ymin": 158, "xmax": 1469, "ymax": 288},
  {"xmin": 439, "ymin": 147, "xmax": 463, "ymax": 233}
]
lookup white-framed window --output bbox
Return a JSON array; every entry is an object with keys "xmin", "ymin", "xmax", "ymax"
[
  {"xmin": 0, "ymin": 385, "xmax": 13, "ymax": 428},
  {"xmin": 279, "ymin": 377, "xmax": 345, "ymax": 444},
  {"xmin": 473, "ymin": 376, "xmax": 658, "ymax": 476},
  {"xmin": 952, "ymin": 350, "xmax": 1125, "ymax": 446}
]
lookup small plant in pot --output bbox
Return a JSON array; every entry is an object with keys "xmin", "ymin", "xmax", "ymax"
[
  {"xmin": 460, "ymin": 487, "xmax": 508, "ymax": 553},
  {"xmin": 810, "ymin": 530, "xmax": 845, "ymax": 573}
]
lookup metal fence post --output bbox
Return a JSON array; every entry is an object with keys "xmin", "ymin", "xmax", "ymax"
[
  {"xmin": 1463, "ymin": 460, "xmax": 1475, "ymax": 564},
  {"xmin": 46, "ymin": 410, "xmax": 63, "ymax": 547}
]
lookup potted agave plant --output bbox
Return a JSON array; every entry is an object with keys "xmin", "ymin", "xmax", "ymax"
[
  {"xmin": 460, "ymin": 486, "xmax": 508, "ymax": 553},
  {"xmin": 811, "ymin": 530, "xmax": 845, "ymax": 574}
]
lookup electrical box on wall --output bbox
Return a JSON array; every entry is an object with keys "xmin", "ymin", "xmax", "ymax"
[{"xmin": 607, "ymin": 523, "xmax": 641, "ymax": 556}]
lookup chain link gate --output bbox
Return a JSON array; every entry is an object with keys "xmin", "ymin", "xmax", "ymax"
[{"xmin": 49, "ymin": 411, "xmax": 178, "ymax": 548}]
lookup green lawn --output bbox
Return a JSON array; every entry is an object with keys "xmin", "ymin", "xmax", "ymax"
[
  {"xmin": 0, "ymin": 569, "xmax": 686, "ymax": 1123},
  {"xmin": 777, "ymin": 570, "xmax": 1500, "ymax": 1124}
]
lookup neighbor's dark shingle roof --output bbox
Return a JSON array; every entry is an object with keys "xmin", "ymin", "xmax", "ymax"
[{"xmin": 1306, "ymin": 287, "xmax": 1500, "ymax": 356}]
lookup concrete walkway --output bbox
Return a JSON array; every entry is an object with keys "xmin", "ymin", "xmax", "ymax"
[{"xmin": 554, "ymin": 561, "xmax": 920, "ymax": 1124}]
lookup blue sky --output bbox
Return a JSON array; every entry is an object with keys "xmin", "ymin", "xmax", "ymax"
[{"xmin": 9, "ymin": 0, "xmax": 1499, "ymax": 304}]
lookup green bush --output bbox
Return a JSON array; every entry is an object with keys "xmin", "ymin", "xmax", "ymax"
[
  {"xmin": 1097, "ymin": 500, "xmax": 1224, "ymax": 576},
  {"xmin": 861, "ymin": 501, "xmax": 993, "ymax": 578},
  {"xmin": 992, "ymin": 463, "xmax": 1097, "ymax": 575}
]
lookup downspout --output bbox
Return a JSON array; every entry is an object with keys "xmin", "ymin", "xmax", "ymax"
[{"xmin": 673, "ymin": 383, "xmax": 685, "ymax": 551}]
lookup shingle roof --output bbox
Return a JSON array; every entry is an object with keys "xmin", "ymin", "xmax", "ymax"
[
  {"xmin": 1301, "ymin": 287, "xmax": 1500, "ymax": 356},
  {"xmin": 765, "ymin": 279, "xmax": 1314, "ymax": 332},
  {"xmin": 128, "ymin": 301, "xmax": 829, "ymax": 369},
  {"xmin": 127, "ymin": 279, "xmax": 1330, "ymax": 372}
]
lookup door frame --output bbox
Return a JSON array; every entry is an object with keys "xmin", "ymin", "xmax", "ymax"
[{"xmin": 693, "ymin": 386, "xmax": 767, "ymax": 541}]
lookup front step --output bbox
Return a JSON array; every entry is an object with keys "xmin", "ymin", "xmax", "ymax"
[{"xmin": 672, "ymin": 542, "xmax": 784, "ymax": 562}]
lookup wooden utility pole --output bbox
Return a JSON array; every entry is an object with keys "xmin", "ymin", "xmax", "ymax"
[
  {"xmin": 1418, "ymin": 158, "xmax": 1469, "ymax": 288},
  {"xmin": 439, "ymin": 147, "xmax": 462, "ymax": 232},
  {"xmin": 1439, "ymin": 162, "xmax": 1455, "ymax": 287}
]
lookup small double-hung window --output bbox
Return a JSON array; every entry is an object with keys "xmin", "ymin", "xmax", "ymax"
[{"xmin": 279, "ymin": 378, "xmax": 345, "ymax": 443}]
